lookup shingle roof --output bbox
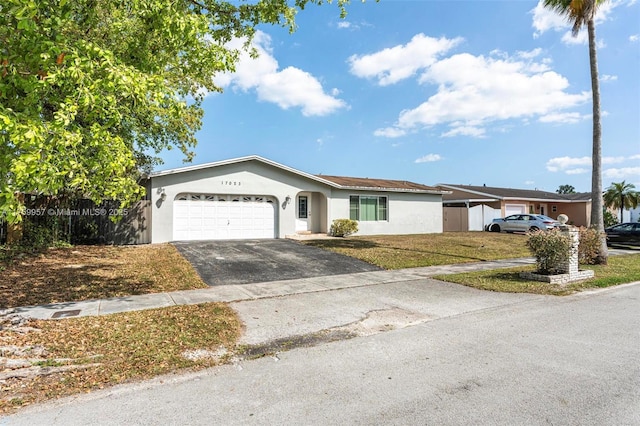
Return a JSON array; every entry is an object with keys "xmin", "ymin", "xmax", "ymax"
[
  {"xmin": 438, "ymin": 184, "xmax": 592, "ymax": 202},
  {"xmin": 318, "ymin": 175, "xmax": 440, "ymax": 192}
]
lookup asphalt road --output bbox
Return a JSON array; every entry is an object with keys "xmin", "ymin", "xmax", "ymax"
[
  {"xmin": 4, "ymin": 281, "xmax": 639, "ymax": 425},
  {"xmin": 172, "ymin": 239, "xmax": 382, "ymax": 286}
]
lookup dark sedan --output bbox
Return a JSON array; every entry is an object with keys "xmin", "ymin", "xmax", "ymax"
[{"xmin": 605, "ymin": 222, "xmax": 640, "ymax": 247}]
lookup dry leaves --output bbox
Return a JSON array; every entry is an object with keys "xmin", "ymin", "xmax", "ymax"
[
  {"xmin": 0, "ymin": 303, "xmax": 242, "ymax": 415},
  {"xmin": 0, "ymin": 244, "xmax": 208, "ymax": 309}
]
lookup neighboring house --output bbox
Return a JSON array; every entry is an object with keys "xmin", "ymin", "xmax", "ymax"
[
  {"xmin": 620, "ymin": 207, "xmax": 640, "ymax": 223},
  {"xmin": 435, "ymin": 184, "xmax": 592, "ymax": 232},
  {"xmin": 149, "ymin": 155, "xmax": 447, "ymax": 243}
]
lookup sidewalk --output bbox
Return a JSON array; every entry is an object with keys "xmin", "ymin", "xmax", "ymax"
[{"xmin": 10, "ymin": 257, "xmax": 537, "ymax": 320}]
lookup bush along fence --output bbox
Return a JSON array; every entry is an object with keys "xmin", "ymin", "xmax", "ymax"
[{"xmin": 2, "ymin": 197, "xmax": 151, "ymax": 246}]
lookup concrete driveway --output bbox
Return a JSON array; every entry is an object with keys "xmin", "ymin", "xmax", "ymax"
[{"xmin": 172, "ymin": 239, "xmax": 382, "ymax": 286}]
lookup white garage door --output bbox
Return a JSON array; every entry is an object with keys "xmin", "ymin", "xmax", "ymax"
[
  {"xmin": 505, "ymin": 204, "xmax": 527, "ymax": 217},
  {"xmin": 173, "ymin": 194, "xmax": 276, "ymax": 241}
]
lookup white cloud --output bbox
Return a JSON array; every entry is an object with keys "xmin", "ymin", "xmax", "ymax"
[
  {"xmin": 337, "ymin": 21, "xmax": 351, "ymax": 29},
  {"xmin": 601, "ymin": 74, "xmax": 618, "ymax": 82},
  {"xmin": 561, "ymin": 30, "xmax": 589, "ymax": 45},
  {"xmin": 373, "ymin": 51, "xmax": 589, "ymax": 138},
  {"xmin": 213, "ymin": 31, "xmax": 346, "ymax": 117},
  {"xmin": 546, "ymin": 156, "xmax": 591, "ymax": 172},
  {"xmin": 603, "ymin": 167, "xmax": 640, "ymax": 178},
  {"xmin": 415, "ymin": 154, "xmax": 442, "ymax": 163},
  {"xmin": 348, "ymin": 33, "xmax": 463, "ymax": 86},
  {"xmin": 524, "ymin": 180, "xmax": 535, "ymax": 185},
  {"xmin": 531, "ymin": 1, "xmax": 568, "ymax": 38},
  {"xmin": 631, "ymin": 34, "xmax": 639, "ymax": 42},
  {"xmin": 566, "ymin": 168, "xmax": 589, "ymax": 175},
  {"xmin": 373, "ymin": 127, "xmax": 407, "ymax": 138},
  {"xmin": 603, "ymin": 156, "xmax": 629, "ymax": 164},
  {"xmin": 539, "ymin": 112, "xmax": 588, "ymax": 124},
  {"xmin": 441, "ymin": 126, "xmax": 486, "ymax": 138},
  {"xmin": 516, "ymin": 48, "xmax": 543, "ymax": 59},
  {"xmin": 546, "ymin": 155, "xmax": 640, "ymax": 176}
]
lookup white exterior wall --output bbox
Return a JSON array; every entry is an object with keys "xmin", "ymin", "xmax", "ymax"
[
  {"xmin": 151, "ymin": 161, "xmax": 330, "ymax": 243},
  {"xmin": 622, "ymin": 207, "xmax": 639, "ymax": 223},
  {"xmin": 328, "ymin": 190, "xmax": 443, "ymax": 235}
]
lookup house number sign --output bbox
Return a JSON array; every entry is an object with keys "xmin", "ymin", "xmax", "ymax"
[{"xmin": 221, "ymin": 181, "xmax": 242, "ymax": 186}]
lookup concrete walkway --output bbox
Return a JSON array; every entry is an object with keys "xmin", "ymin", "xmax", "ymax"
[{"xmin": 11, "ymin": 257, "xmax": 539, "ymax": 320}]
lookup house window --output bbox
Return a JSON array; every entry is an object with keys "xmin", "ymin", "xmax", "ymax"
[
  {"xmin": 349, "ymin": 195, "xmax": 388, "ymax": 221},
  {"xmin": 552, "ymin": 205, "xmax": 557, "ymax": 213},
  {"xmin": 298, "ymin": 196, "xmax": 308, "ymax": 219}
]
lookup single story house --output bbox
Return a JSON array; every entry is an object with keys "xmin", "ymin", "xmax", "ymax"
[
  {"xmin": 435, "ymin": 184, "xmax": 592, "ymax": 232},
  {"xmin": 149, "ymin": 155, "xmax": 447, "ymax": 243}
]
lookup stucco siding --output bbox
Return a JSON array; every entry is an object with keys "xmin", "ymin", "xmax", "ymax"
[
  {"xmin": 151, "ymin": 161, "xmax": 330, "ymax": 243},
  {"xmin": 329, "ymin": 190, "xmax": 443, "ymax": 235}
]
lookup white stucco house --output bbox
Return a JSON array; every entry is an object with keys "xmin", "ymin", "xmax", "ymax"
[{"xmin": 148, "ymin": 155, "xmax": 446, "ymax": 243}]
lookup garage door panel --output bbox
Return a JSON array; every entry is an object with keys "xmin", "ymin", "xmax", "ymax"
[{"xmin": 173, "ymin": 194, "xmax": 276, "ymax": 241}]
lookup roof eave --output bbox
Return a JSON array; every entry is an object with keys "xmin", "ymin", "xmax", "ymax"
[
  {"xmin": 340, "ymin": 186, "xmax": 448, "ymax": 195},
  {"xmin": 149, "ymin": 155, "xmax": 342, "ymax": 188}
]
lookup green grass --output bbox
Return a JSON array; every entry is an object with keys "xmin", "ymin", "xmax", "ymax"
[
  {"xmin": 433, "ymin": 254, "xmax": 640, "ymax": 295},
  {"xmin": 303, "ymin": 232, "xmax": 532, "ymax": 269}
]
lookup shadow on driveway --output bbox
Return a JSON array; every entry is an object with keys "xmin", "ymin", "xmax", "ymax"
[{"xmin": 173, "ymin": 239, "xmax": 382, "ymax": 286}]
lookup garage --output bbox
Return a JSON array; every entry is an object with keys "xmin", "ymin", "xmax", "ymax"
[
  {"xmin": 504, "ymin": 204, "xmax": 526, "ymax": 217},
  {"xmin": 173, "ymin": 194, "xmax": 276, "ymax": 241}
]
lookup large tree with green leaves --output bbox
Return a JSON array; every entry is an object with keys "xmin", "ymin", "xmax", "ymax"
[
  {"xmin": 542, "ymin": 0, "xmax": 608, "ymax": 264},
  {"xmin": 556, "ymin": 184, "xmax": 576, "ymax": 194},
  {"xmin": 603, "ymin": 181, "xmax": 640, "ymax": 222},
  {"xmin": 0, "ymin": 0, "xmax": 347, "ymax": 223}
]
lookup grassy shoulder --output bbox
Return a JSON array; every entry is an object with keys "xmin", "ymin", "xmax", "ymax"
[
  {"xmin": 433, "ymin": 254, "xmax": 640, "ymax": 296},
  {"xmin": 0, "ymin": 303, "xmax": 242, "ymax": 415},
  {"xmin": 303, "ymin": 232, "xmax": 532, "ymax": 269},
  {"xmin": 0, "ymin": 244, "xmax": 207, "ymax": 308}
]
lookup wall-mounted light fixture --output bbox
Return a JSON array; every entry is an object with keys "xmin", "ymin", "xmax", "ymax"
[
  {"xmin": 282, "ymin": 195, "xmax": 291, "ymax": 210},
  {"xmin": 160, "ymin": 191, "xmax": 167, "ymax": 201}
]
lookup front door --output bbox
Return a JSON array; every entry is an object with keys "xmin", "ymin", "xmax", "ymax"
[{"xmin": 295, "ymin": 194, "xmax": 311, "ymax": 232}]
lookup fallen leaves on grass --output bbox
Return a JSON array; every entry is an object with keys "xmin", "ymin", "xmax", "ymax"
[
  {"xmin": 0, "ymin": 244, "xmax": 207, "ymax": 308},
  {"xmin": 0, "ymin": 303, "xmax": 242, "ymax": 415}
]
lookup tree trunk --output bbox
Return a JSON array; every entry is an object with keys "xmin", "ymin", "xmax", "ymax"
[{"xmin": 588, "ymin": 18, "xmax": 608, "ymax": 264}]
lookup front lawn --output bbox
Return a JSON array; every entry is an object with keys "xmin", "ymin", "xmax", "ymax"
[
  {"xmin": 0, "ymin": 244, "xmax": 208, "ymax": 308},
  {"xmin": 433, "ymin": 254, "xmax": 640, "ymax": 295},
  {"xmin": 303, "ymin": 232, "xmax": 532, "ymax": 269}
]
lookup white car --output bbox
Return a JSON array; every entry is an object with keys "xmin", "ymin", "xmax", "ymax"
[{"xmin": 485, "ymin": 214, "xmax": 560, "ymax": 233}]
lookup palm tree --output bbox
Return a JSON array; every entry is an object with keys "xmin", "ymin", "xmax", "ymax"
[
  {"xmin": 543, "ymin": 0, "xmax": 608, "ymax": 264},
  {"xmin": 603, "ymin": 181, "xmax": 640, "ymax": 222}
]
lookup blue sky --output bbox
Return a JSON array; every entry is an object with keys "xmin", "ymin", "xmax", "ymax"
[{"xmin": 158, "ymin": 0, "xmax": 640, "ymax": 194}]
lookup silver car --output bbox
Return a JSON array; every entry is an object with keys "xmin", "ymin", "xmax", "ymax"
[{"xmin": 486, "ymin": 214, "xmax": 560, "ymax": 233}]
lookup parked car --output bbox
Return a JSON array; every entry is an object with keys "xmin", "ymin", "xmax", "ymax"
[
  {"xmin": 605, "ymin": 222, "xmax": 640, "ymax": 247},
  {"xmin": 485, "ymin": 214, "xmax": 560, "ymax": 233}
]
